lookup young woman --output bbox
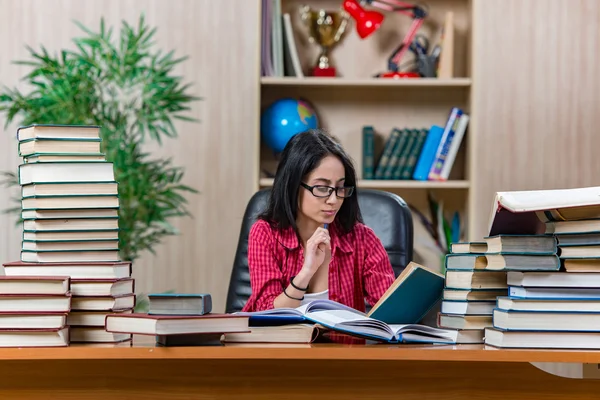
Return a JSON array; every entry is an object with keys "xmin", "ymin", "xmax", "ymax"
[{"xmin": 242, "ymin": 129, "xmax": 396, "ymax": 313}]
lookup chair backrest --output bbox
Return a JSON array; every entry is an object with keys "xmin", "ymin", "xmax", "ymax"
[{"xmin": 224, "ymin": 188, "xmax": 414, "ymax": 313}]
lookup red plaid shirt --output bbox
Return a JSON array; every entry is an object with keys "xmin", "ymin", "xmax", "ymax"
[{"xmin": 242, "ymin": 219, "xmax": 395, "ymax": 313}]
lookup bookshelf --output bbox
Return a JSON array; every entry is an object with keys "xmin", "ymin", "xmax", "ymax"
[{"xmin": 257, "ymin": 0, "xmax": 474, "ymax": 242}]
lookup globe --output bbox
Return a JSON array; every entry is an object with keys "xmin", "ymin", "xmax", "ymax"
[{"xmin": 260, "ymin": 98, "xmax": 318, "ymax": 154}]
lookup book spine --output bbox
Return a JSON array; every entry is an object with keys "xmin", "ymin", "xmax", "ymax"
[
  {"xmin": 391, "ymin": 129, "xmax": 416, "ymax": 180},
  {"xmin": 428, "ymin": 107, "xmax": 463, "ymax": 180},
  {"xmin": 400, "ymin": 128, "xmax": 428, "ymax": 179},
  {"xmin": 374, "ymin": 129, "xmax": 400, "ymax": 179},
  {"xmin": 412, "ymin": 125, "xmax": 444, "ymax": 181},
  {"xmin": 438, "ymin": 114, "xmax": 470, "ymax": 180},
  {"xmin": 362, "ymin": 126, "xmax": 375, "ymax": 179},
  {"xmin": 384, "ymin": 129, "xmax": 409, "ymax": 180}
]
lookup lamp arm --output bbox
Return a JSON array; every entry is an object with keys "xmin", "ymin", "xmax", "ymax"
[
  {"xmin": 388, "ymin": 17, "xmax": 425, "ymax": 71},
  {"xmin": 363, "ymin": 0, "xmax": 427, "ymax": 72}
]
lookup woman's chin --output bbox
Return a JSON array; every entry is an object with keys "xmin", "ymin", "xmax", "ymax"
[{"xmin": 320, "ymin": 214, "xmax": 336, "ymax": 224}]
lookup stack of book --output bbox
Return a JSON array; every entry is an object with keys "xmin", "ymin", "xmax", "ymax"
[
  {"xmin": 104, "ymin": 293, "xmax": 251, "ymax": 346},
  {"xmin": 479, "ymin": 186, "xmax": 600, "ymax": 349},
  {"xmin": 2, "ymin": 124, "xmax": 135, "ymax": 345},
  {"xmin": 438, "ymin": 240, "xmax": 506, "ymax": 343},
  {"xmin": 0, "ymin": 276, "xmax": 71, "ymax": 347}
]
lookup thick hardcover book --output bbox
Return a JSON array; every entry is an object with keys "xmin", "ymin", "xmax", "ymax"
[
  {"xmin": 367, "ymin": 261, "xmax": 445, "ymax": 324},
  {"xmin": 487, "ymin": 186, "xmax": 600, "ymax": 236}
]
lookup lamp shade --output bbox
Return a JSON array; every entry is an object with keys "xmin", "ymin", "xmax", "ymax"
[{"xmin": 343, "ymin": 0, "xmax": 384, "ymax": 39}]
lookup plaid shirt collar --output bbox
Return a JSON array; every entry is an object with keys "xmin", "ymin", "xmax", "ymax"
[{"xmin": 274, "ymin": 222, "xmax": 353, "ymax": 255}]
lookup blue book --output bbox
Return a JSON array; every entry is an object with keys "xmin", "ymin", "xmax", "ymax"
[
  {"xmin": 367, "ymin": 261, "xmax": 445, "ymax": 324},
  {"xmin": 412, "ymin": 125, "xmax": 444, "ymax": 180}
]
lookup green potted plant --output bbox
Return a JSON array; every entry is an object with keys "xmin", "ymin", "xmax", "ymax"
[{"xmin": 0, "ymin": 16, "xmax": 200, "ymax": 310}]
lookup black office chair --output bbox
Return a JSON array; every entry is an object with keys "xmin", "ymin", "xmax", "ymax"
[{"xmin": 225, "ymin": 188, "xmax": 414, "ymax": 313}]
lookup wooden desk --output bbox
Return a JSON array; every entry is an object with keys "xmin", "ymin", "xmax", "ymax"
[{"xmin": 3, "ymin": 338, "xmax": 600, "ymax": 399}]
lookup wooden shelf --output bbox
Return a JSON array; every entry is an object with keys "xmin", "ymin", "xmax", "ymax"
[
  {"xmin": 261, "ymin": 77, "xmax": 472, "ymax": 88},
  {"xmin": 259, "ymin": 178, "xmax": 470, "ymax": 189}
]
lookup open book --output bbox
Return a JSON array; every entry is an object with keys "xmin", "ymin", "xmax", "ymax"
[
  {"xmin": 487, "ymin": 186, "xmax": 600, "ymax": 236},
  {"xmin": 367, "ymin": 261, "xmax": 444, "ymax": 324},
  {"xmin": 237, "ymin": 299, "xmax": 456, "ymax": 344},
  {"xmin": 236, "ymin": 299, "xmax": 363, "ymax": 324}
]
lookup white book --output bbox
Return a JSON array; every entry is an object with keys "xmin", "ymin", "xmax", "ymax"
[
  {"xmin": 487, "ymin": 186, "xmax": 600, "ymax": 236},
  {"xmin": 21, "ymin": 250, "xmax": 121, "ymax": 263},
  {"xmin": 19, "ymin": 162, "xmax": 115, "ymax": 185},
  {"xmin": 282, "ymin": 13, "xmax": 304, "ymax": 77},
  {"xmin": 0, "ymin": 327, "xmax": 69, "ymax": 347},
  {"xmin": 439, "ymin": 113, "xmax": 469, "ymax": 180},
  {"xmin": 17, "ymin": 124, "xmax": 100, "ymax": 141}
]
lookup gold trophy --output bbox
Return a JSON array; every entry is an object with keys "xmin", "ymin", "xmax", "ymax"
[{"xmin": 300, "ymin": 5, "xmax": 349, "ymax": 77}]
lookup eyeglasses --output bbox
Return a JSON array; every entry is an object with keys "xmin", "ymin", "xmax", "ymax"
[{"xmin": 301, "ymin": 182, "xmax": 355, "ymax": 198}]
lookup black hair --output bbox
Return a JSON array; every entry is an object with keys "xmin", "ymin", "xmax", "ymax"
[{"xmin": 259, "ymin": 128, "xmax": 362, "ymax": 235}]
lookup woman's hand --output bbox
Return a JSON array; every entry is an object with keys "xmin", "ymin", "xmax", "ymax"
[{"xmin": 294, "ymin": 227, "xmax": 331, "ymax": 287}]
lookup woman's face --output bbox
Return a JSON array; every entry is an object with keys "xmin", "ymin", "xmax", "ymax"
[{"xmin": 298, "ymin": 155, "xmax": 346, "ymax": 226}]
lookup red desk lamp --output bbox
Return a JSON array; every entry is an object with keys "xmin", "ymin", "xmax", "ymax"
[{"xmin": 343, "ymin": 0, "xmax": 427, "ymax": 78}]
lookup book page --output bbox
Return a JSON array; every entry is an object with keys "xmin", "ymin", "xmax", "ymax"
[
  {"xmin": 307, "ymin": 310, "xmax": 395, "ymax": 341},
  {"xmin": 389, "ymin": 323, "xmax": 456, "ymax": 339},
  {"xmin": 302, "ymin": 299, "xmax": 366, "ymax": 315},
  {"xmin": 236, "ymin": 307, "xmax": 302, "ymax": 317}
]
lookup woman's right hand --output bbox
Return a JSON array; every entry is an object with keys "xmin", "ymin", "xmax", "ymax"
[{"xmin": 298, "ymin": 227, "xmax": 331, "ymax": 280}]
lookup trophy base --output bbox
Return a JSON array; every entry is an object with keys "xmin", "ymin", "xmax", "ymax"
[{"xmin": 312, "ymin": 66, "xmax": 337, "ymax": 77}]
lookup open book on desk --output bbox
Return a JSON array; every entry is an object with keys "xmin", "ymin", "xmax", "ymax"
[
  {"xmin": 237, "ymin": 300, "xmax": 456, "ymax": 344},
  {"xmin": 304, "ymin": 309, "xmax": 460, "ymax": 344},
  {"xmin": 236, "ymin": 299, "xmax": 364, "ymax": 325}
]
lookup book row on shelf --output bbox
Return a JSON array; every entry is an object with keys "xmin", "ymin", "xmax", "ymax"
[{"xmin": 363, "ymin": 107, "xmax": 469, "ymax": 181}]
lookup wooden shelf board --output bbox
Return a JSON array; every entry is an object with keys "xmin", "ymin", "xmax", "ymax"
[
  {"xmin": 260, "ymin": 77, "xmax": 472, "ymax": 88},
  {"xmin": 259, "ymin": 178, "xmax": 470, "ymax": 189}
]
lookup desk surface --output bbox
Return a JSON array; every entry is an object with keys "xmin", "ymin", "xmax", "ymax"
[
  {"xmin": 2, "ymin": 336, "xmax": 600, "ymax": 363},
  {"xmin": 0, "ymin": 337, "xmax": 599, "ymax": 400}
]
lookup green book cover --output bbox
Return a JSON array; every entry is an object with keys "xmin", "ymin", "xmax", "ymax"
[
  {"xmin": 373, "ymin": 128, "xmax": 401, "ymax": 179},
  {"xmin": 400, "ymin": 128, "xmax": 428, "ymax": 179},
  {"xmin": 367, "ymin": 262, "xmax": 445, "ymax": 324},
  {"xmin": 361, "ymin": 126, "xmax": 375, "ymax": 179},
  {"xmin": 391, "ymin": 129, "xmax": 418, "ymax": 179},
  {"xmin": 382, "ymin": 128, "xmax": 409, "ymax": 180}
]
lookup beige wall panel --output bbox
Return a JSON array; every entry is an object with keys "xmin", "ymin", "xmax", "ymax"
[{"xmin": 471, "ymin": 0, "xmax": 600, "ymax": 239}]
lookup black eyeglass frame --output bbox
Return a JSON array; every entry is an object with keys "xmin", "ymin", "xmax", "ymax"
[{"xmin": 300, "ymin": 182, "xmax": 355, "ymax": 198}]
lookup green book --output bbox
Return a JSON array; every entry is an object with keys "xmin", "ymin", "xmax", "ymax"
[
  {"xmin": 382, "ymin": 128, "xmax": 409, "ymax": 180},
  {"xmin": 367, "ymin": 262, "xmax": 445, "ymax": 324},
  {"xmin": 392, "ymin": 129, "xmax": 418, "ymax": 179},
  {"xmin": 361, "ymin": 126, "xmax": 375, "ymax": 179},
  {"xmin": 373, "ymin": 128, "xmax": 401, "ymax": 179},
  {"xmin": 400, "ymin": 128, "xmax": 428, "ymax": 179}
]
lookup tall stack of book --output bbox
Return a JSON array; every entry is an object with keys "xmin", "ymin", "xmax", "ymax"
[
  {"xmin": 440, "ymin": 234, "xmax": 560, "ymax": 343},
  {"xmin": 481, "ymin": 186, "xmax": 600, "ymax": 349},
  {"xmin": 438, "ymin": 240, "xmax": 506, "ymax": 343},
  {"xmin": 2, "ymin": 124, "xmax": 134, "ymax": 345}
]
